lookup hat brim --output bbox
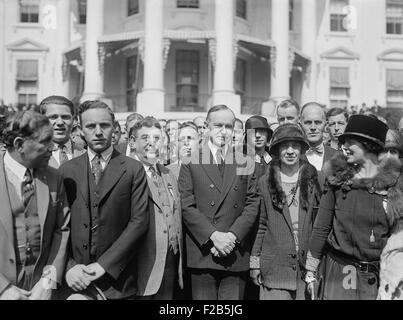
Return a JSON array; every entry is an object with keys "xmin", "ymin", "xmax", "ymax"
[{"xmin": 338, "ymin": 132, "xmax": 385, "ymax": 148}]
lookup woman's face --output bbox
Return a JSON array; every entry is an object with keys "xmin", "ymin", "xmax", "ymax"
[
  {"xmin": 343, "ymin": 138, "xmax": 366, "ymax": 164},
  {"xmin": 279, "ymin": 141, "xmax": 301, "ymax": 167}
]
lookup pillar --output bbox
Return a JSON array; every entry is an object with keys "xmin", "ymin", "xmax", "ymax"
[{"xmin": 56, "ymin": 0, "xmax": 70, "ymax": 97}]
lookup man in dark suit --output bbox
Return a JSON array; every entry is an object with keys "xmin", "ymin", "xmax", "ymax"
[
  {"xmin": 0, "ymin": 111, "xmax": 70, "ymax": 300},
  {"xmin": 179, "ymin": 105, "xmax": 260, "ymax": 300},
  {"xmin": 115, "ymin": 112, "xmax": 144, "ymax": 156},
  {"xmin": 300, "ymin": 102, "xmax": 338, "ymax": 186},
  {"xmin": 59, "ymin": 101, "xmax": 149, "ymax": 300},
  {"xmin": 39, "ymin": 96, "xmax": 85, "ymax": 169}
]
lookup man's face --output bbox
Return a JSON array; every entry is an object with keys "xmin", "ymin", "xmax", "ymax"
[
  {"xmin": 277, "ymin": 106, "xmax": 299, "ymax": 126},
  {"xmin": 111, "ymin": 125, "xmax": 121, "ymax": 145},
  {"xmin": 166, "ymin": 121, "xmax": 179, "ymax": 138},
  {"xmin": 20, "ymin": 125, "xmax": 53, "ymax": 169},
  {"xmin": 194, "ymin": 117, "xmax": 207, "ymax": 137},
  {"xmin": 207, "ymin": 109, "xmax": 235, "ymax": 148},
  {"xmin": 233, "ymin": 121, "xmax": 244, "ymax": 146},
  {"xmin": 301, "ymin": 106, "xmax": 326, "ymax": 146},
  {"xmin": 44, "ymin": 104, "xmax": 73, "ymax": 145},
  {"xmin": 81, "ymin": 108, "xmax": 113, "ymax": 153},
  {"xmin": 327, "ymin": 113, "xmax": 347, "ymax": 141},
  {"xmin": 279, "ymin": 141, "xmax": 301, "ymax": 167},
  {"xmin": 247, "ymin": 129, "xmax": 269, "ymax": 150},
  {"xmin": 134, "ymin": 126, "xmax": 162, "ymax": 165},
  {"xmin": 178, "ymin": 127, "xmax": 199, "ymax": 159}
]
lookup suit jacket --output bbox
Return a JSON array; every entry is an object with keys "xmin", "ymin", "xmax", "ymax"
[
  {"xmin": 251, "ymin": 160, "xmax": 321, "ymax": 291},
  {"xmin": 59, "ymin": 149, "xmax": 150, "ymax": 299},
  {"xmin": 0, "ymin": 152, "xmax": 70, "ymax": 294},
  {"xmin": 115, "ymin": 142, "xmax": 128, "ymax": 156},
  {"xmin": 137, "ymin": 163, "xmax": 183, "ymax": 296},
  {"xmin": 179, "ymin": 144, "xmax": 260, "ymax": 272},
  {"xmin": 48, "ymin": 140, "xmax": 86, "ymax": 169}
]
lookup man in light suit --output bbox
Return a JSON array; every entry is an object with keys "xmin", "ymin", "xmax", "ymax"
[
  {"xmin": 179, "ymin": 105, "xmax": 260, "ymax": 300},
  {"xmin": 59, "ymin": 101, "xmax": 149, "ymax": 300},
  {"xmin": 0, "ymin": 111, "xmax": 70, "ymax": 300},
  {"xmin": 131, "ymin": 117, "xmax": 183, "ymax": 300},
  {"xmin": 39, "ymin": 96, "xmax": 85, "ymax": 169}
]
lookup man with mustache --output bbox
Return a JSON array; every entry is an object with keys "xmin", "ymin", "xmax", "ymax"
[
  {"xmin": 300, "ymin": 102, "xmax": 337, "ymax": 185},
  {"xmin": 39, "ymin": 96, "xmax": 85, "ymax": 168},
  {"xmin": 131, "ymin": 117, "xmax": 183, "ymax": 300},
  {"xmin": 0, "ymin": 111, "xmax": 70, "ymax": 300}
]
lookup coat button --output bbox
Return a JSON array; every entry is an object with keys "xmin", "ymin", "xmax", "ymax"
[
  {"xmin": 234, "ymin": 186, "xmax": 238, "ymax": 191},
  {"xmin": 210, "ymin": 201, "xmax": 215, "ymax": 206},
  {"xmin": 9, "ymin": 259, "xmax": 14, "ymax": 264},
  {"xmin": 84, "ymin": 224, "xmax": 88, "ymax": 229},
  {"xmin": 291, "ymin": 254, "xmax": 297, "ymax": 259},
  {"xmin": 83, "ymin": 244, "xmax": 88, "ymax": 249},
  {"xmin": 234, "ymin": 204, "xmax": 238, "ymax": 208},
  {"xmin": 163, "ymin": 230, "xmax": 167, "ymax": 234},
  {"xmin": 210, "ymin": 184, "xmax": 214, "ymax": 189}
]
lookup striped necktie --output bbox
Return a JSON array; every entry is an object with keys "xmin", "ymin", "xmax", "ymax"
[
  {"xmin": 58, "ymin": 144, "xmax": 69, "ymax": 165},
  {"xmin": 91, "ymin": 154, "xmax": 103, "ymax": 185},
  {"xmin": 22, "ymin": 169, "xmax": 34, "ymax": 207}
]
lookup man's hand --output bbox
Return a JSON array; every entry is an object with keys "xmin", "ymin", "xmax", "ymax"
[
  {"xmin": 210, "ymin": 231, "xmax": 236, "ymax": 256},
  {"xmin": 29, "ymin": 279, "xmax": 53, "ymax": 300},
  {"xmin": 85, "ymin": 263, "xmax": 106, "ymax": 282},
  {"xmin": 250, "ymin": 269, "xmax": 262, "ymax": 286},
  {"xmin": 210, "ymin": 246, "xmax": 221, "ymax": 257},
  {"xmin": 65, "ymin": 264, "xmax": 94, "ymax": 292},
  {"xmin": 0, "ymin": 285, "xmax": 30, "ymax": 300},
  {"xmin": 304, "ymin": 270, "xmax": 318, "ymax": 300}
]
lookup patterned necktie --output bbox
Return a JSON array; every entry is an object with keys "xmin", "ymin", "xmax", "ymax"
[
  {"xmin": 58, "ymin": 144, "xmax": 69, "ymax": 165},
  {"xmin": 308, "ymin": 144, "xmax": 324, "ymax": 155},
  {"xmin": 91, "ymin": 154, "xmax": 103, "ymax": 185},
  {"xmin": 22, "ymin": 169, "xmax": 34, "ymax": 207},
  {"xmin": 149, "ymin": 165, "xmax": 159, "ymax": 181},
  {"xmin": 216, "ymin": 149, "xmax": 225, "ymax": 177}
]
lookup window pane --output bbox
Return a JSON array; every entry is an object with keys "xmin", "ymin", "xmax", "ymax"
[
  {"xmin": 330, "ymin": 67, "xmax": 349, "ymax": 88},
  {"xmin": 17, "ymin": 60, "xmax": 38, "ymax": 81},
  {"xmin": 177, "ymin": 0, "xmax": 199, "ymax": 8},
  {"xmin": 19, "ymin": 0, "xmax": 39, "ymax": 23},
  {"xmin": 128, "ymin": 0, "xmax": 139, "ymax": 16},
  {"xmin": 235, "ymin": 58, "xmax": 246, "ymax": 94},
  {"xmin": 176, "ymin": 50, "xmax": 199, "ymax": 108},
  {"xmin": 236, "ymin": 0, "xmax": 247, "ymax": 19}
]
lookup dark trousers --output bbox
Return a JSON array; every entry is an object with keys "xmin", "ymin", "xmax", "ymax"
[
  {"xmin": 190, "ymin": 269, "xmax": 247, "ymax": 300},
  {"xmin": 139, "ymin": 249, "xmax": 179, "ymax": 300}
]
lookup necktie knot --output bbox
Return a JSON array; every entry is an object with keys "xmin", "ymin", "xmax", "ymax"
[
  {"xmin": 58, "ymin": 144, "xmax": 69, "ymax": 165},
  {"xmin": 308, "ymin": 145, "xmax": 324, "ymax": 155}
]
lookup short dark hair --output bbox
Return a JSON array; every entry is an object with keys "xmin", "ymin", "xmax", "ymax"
[
  {"xmin": 206, "ymin": 105, "xmax": 235, "ymax": 123},
  {"xmin": 78, "ymin": 100, "xmax": 115, "ymax": 123},
  {"xmin": 179, "ymin": 121, "xmax": 198, "ymax": 133},
  {"xmin": 326, "ymin": 107, "xmax": 348, "ymax": 121},
  {"xmin": 113, "ymin": 120, "xmax": 121, "ymax": 130},
  {"xmin": 39, "ymin": 95, "xmax": 75, "ymax": 116},
  {"xmin": 277, "ymin": 99, "xmax": 300, "ymax": 114},
  {"xmin": 2, "ymin": 110, "xmax": 50, "ymax": 149},
  {"xmin": 130, "ymin": 116, "xmax": 161, "ymax": 138},
  {"xmin": 301, "ymin": 102, "xmax": 326, "ymax": 120},
  {"xmin": 125, "ymin": 112, "xmax": 144, "ymax": 130}
]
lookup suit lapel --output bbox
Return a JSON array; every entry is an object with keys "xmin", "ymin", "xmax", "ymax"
[
  {"xmin": 200, "ymin": 145, "xmax": 223, "ymax": 192},
  {"xmin": 99, "ymin": 151, "xmax": 126, "ymax": 203},
  {"xmin": 0, "ymin": 154, "xmax": 14, "ymax": 244},
  {"xmin": 34, "ymin": 170, "xmax": 49, "ymax": 246},
  {"xmin": 147, "ymin": 175, "xmax": 163, "ymax": 211},
  {"xmin": 159, "ymin": 165, "xmax": 176, "ymax": 213},
  {"xmin": 75, "ymin": 153, "xmax": 89, "ymax": 206}
]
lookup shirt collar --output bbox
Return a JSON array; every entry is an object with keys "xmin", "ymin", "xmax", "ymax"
[
  {"xmin": 306, "ymin": 142, "xmax": 325, "ymax": 156},
  {"xmin": 53, "ymin": 139, "xmax": 73, "ymax": 154},
  {"xmin": 87, "ymin": 145, "xmax": 114, "ymax": 163},
  {"xmin": 4, "ymin": 151, "xmax": 31, "ymax": 181},
  {"xmin": 208, "ymin": 140, "xmax": 228, "ymax": 160},
  {"xmin": 255, "ymin": 151, "xmax": 271, "ymax": 164}
]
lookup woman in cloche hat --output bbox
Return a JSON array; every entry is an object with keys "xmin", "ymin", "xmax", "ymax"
[
  {"xmin": 304, "ymin": 114, "xmax": 403, "ymax": 300},
  {"xmin": 250, "ymin": 123, "xmax": 321, "ymax": 300}
]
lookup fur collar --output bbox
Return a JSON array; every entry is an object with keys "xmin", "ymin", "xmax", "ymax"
[
  {"xmin": 267, "ymin": 159, "xmax": 321, "ymax": 210},
  {"xmin": 323, "ymin": 152, "xmax": 403, "ymax": 228}
]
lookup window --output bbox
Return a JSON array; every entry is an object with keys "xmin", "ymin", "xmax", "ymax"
[
  {"xmin": 289, "ymin": 0, "xmax": 294, "ymax": 31},
  {"xmin": 128, "ymin": 0, "xmax": 139, "ymax": 16},
  {"xmin": 19, "ymin": 0, "xmax": 39, "ymax": 23},
  {"xmin": 386, "ymin": 0, "xmax": 403, "ymax": 35},
  {"xmin": 330, "ymin": 0, "xmax": 348, "ymax": 32},
  {"xmin": 329, "ymin": 67, "xmax": 349, "ymax": 108},
  {"xmin": 176, "ymin": 50, "xmax": 199, "ymax": 110},
  {"xmin": 16, "ymin": 60, "xmax": 38, "ymax": 109},
  {"xmin": 78, "ymin": 0, "xmax": 86, "ymax": 24},
  {"xmin": 386, "ymin": 69, "xmax": 403, "ymax": 108},
  {"xmin": 126, "ymin": 55, "xmax": 138, "ymax": 111},
  {"xmin": 177, "ymin": 0, "xmax": 199, "ymax": 8},
  {"xmin": 235, "ymin": 58, "xmax": 247, "ymax": 104},
  {"xmin": 236, "ymin": 0, "xmax": 247, "ymax": 19}
]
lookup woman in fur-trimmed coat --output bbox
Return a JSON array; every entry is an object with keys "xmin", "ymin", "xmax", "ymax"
[{"xmin": 250, "ymin": 124, "xmax": 322, "ymax": 300}]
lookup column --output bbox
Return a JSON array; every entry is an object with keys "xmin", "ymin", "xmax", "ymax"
[
  {"xmin": 136, "ymin": 0, "xmax": 164, "ymax": 116},
  {"xmin": 0, "ymin": 0, "xmax": 5, "ymax": 101},
  {"xmin": 270, "ymin": 0, "xmax": 290, "ymax": 103},
  {"xmin": 56, "ymin": 0, "xmax": 70, "ymax": 97},
  {"xmin": 301, "ymin": 0, "xmax": 317, "ymax": 103},
  {"xmin": 81, "ymin": 0, "xmax": 104, "ymax": 102},
  {"xmin": 212, "ymin": 0, "xmax": 240, "ymax": 113}
]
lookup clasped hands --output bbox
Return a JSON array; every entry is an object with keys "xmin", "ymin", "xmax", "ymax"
[
  {"xmin": 209, "ymin": 231, "xmax": 237, "ymax": 258},
  {"xmin": 65, "ymin": 262, "xmax": 105, "ymax": 292}
]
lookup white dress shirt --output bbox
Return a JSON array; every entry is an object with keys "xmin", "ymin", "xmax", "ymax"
[
  {"xmin": 208, "ymin": 140, "xmax": 228, "ymax": 164},
  {"xmin": 4, "ymin": 151, "xmax": 32, "ymax": 201},
  {"xmin": 52, "ymin": 140, "xmax": 74, "ymax": 166},
  {"xmin": 87, "ymin": 146, "xmax": 114, "ymax": 170},
  {"xmin": 305, "ymin": 142, "xmax": 325, "ymax": 171}
]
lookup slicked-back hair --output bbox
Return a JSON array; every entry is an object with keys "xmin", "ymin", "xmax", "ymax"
[
  {"xmin": 2, "ymin": 110, "xmax": 50, "ymax": 149},
  {"xmin": 235, "ymin": 118, "xmax": 244, "ymax": 129},
  {"xmin": 39, "ymin": 95, "xmax": 75, "ymax": 116},
  {"xmin": 206, "ymin": 104, "xmax": 235, "ymax": 123},
  {"xmin": 125, "ymin": 112, "xmax": 144, "ymax": 130},
  {"xmin": 78, "ymin": 100, "xmax": 115, "ymax": 124},
  {"xmin": 326, "ymin": 107, "xmax": 348, "ymax": 121},
  {"xmin": 276, "ymin": 99, "xmax": 300, "ymax": 114},
  {"xmin": 179, "ymin": 121, "xmax": 199, "ymax": 133},
  {"xmin": 300, "ymin": 102, "xmax": 326, "ymax": 121},
  {"xmin": 130, "ymin": 116, "xmax": 162, "ymax": 138}
]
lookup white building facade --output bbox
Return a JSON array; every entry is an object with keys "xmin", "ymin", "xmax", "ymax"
[{"xmin": 0, "ymin": 0, "xmax": 402, "ymax": 121}]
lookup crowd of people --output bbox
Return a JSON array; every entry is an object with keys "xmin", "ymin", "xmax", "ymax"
[{"xmin": 0, "ymin": 95, "xmax": 402, "ymax": 301}]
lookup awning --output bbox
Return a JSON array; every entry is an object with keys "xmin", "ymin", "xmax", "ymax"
[{"xmin": 237, "ymin": 34, "xmax": 274, "ymax": 60}]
